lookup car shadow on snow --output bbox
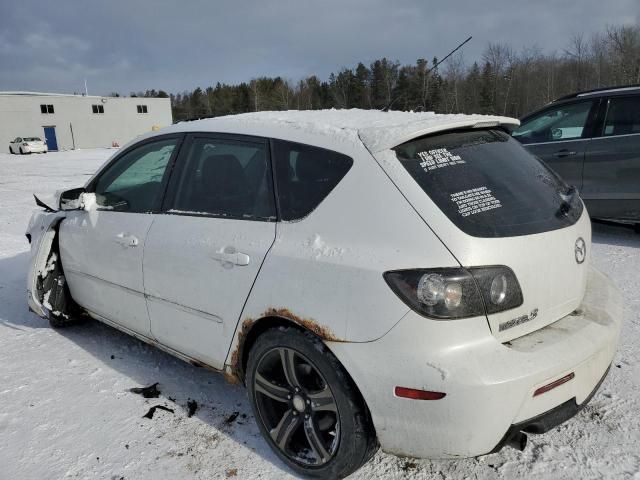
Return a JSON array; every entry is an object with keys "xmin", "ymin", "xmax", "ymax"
[{"xmin": 0, "ymin": 251, "xmax": 298, "ymax": 478}]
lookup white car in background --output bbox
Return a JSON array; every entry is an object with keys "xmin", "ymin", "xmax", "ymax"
[
  {"xmin": 25, "ymin": 110, "xmax": 622, "ymax": 479},
  {"xmin": 9, "ymin": 136, "xmax": 48, "ymax": 154}
]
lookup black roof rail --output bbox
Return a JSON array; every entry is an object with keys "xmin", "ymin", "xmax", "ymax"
[{"xmin": 554, "ymin": 84, "xmax": 640, "ymax": 102}]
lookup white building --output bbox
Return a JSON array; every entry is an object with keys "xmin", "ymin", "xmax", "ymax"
[{"xmin": 0, "ymin": 92, "xmax": 172, "ymax": 151}]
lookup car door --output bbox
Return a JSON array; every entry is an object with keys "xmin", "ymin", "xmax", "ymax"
[
  {"xmin": 582, "ymin": 95, "xmax": 640, "ymax": 221},
  {"xmin": 513, "ymin": 100, "xmax": 599, "ymax": 190},
  {"xmin": 143, "ymin": 134, "xmax": 277, "ymax": 369},
  {"xmin": 59, "ymin": 135, "xmax": 183, "ymax": 336}
]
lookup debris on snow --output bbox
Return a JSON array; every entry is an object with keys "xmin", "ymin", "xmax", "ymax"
[
  {"xmin": 142, "ymin": 405, "xmax": 174, "ymax": 419},
  {"xmin": 224, "ymin": 411, "xmax": 240, "ymax": 425},
  {"xmin": 186, "ymin": 399, "xmax": 198, "ymax": 418},
  {"xmin": 129, "ymin": 383, "xmax": 160, "ymax": 398}
]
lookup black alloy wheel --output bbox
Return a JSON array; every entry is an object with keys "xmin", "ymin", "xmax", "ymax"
[{"xmin": 246, "ymin": 328, "xmax": 377, "ymax": 479}]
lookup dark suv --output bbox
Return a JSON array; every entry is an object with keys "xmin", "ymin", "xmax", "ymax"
[{"xmin": 513, "ymin": 85, "xmax": 640, "ymax": 226}]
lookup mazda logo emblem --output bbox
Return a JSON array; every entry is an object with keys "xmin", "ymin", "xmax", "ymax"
[{"xmin": 575, "ymin": 237, "xmax": 586, "ymax": 264}]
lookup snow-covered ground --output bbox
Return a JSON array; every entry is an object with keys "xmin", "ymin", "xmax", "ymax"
[{"xmin": 0, "ymin": 149, "xmax": 638, "ymax": 480}]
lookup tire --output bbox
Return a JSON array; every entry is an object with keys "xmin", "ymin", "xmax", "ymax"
[
  {"xmin": 9, "ymin": 146, "xmax": 12, "ymax": 154},
  {"xmin": 19, "ymin": 147, "xmax": 24, "ymax": 155},
  {"xmin": 246, "ymin": 327, "xmax": 377, "ymax": 479}
]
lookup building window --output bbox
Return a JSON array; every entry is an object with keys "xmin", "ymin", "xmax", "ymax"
[
  {"xmin": 40, "ymin": 104, "xmax": 54, "ymax": 114},
  {"xmin": 92, "ymin": 104, "xmax": 105, "ymax": 114},
  {"xmin": 137, "ymin": 105, "xmax": 148, "ymax": 114}
]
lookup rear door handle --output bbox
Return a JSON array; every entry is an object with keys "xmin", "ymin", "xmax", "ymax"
[
  {"xmin": 211, "ymin": 250, "xmax": 250, "ymax": 266},
  {"xmin": 553, "ymin": 149, "xmax": 577, "ymax": 158},
  {"xmin": 115, "ymin": 232, "xmax": 139, "ymax": 247}
]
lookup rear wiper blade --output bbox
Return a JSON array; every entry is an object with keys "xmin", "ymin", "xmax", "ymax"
[
  {"xmin": 33, "ymin": 194, "xmax": 57, "ymax": 212},
  {"xmin": 556, "ymin": 185, "xmax": 578, "ymax": 217}
]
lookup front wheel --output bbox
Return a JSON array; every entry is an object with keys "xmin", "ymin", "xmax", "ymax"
[{"xmin": 247, "ymin": 328, "xmax": 377, "ymax": 479}]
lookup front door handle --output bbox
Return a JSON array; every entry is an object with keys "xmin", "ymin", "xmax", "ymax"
[
  {"xmin": 211, "ymin": 249, "xmax": 250, "ymax": 266},
  {"xmin": 553, "ymin": 149, "xmax": 578, "ymax": 158},
  {"xmin": 115, "ymin": 232, "xmax": 139, "ymax": 247}
]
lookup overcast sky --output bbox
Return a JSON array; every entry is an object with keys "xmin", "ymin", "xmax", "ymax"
[{"xmin": 1, "ymin": 0, "xmax": 638, "ymax": 96}]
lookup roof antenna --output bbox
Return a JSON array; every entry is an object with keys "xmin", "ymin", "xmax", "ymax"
[{"xmin": 382, "ymin": 35, "xmax": 472, "ymax": 112}]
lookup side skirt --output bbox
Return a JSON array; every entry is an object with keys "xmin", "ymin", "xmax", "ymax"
[{"xmin": 85, "ymin": 309, "xmax": 224, "ymax": 375}]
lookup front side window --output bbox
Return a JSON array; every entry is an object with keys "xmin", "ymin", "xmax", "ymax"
[
  {"xmin": 394, "ymin": 129, "xmax": 583, "ymax": 238},
  {"xmin": 93, "ymin": 138, "xmax": 178, "ymax": 213},
  {"xmin": 171, "ymin": 137, "xmax": 275, "ymax": 220},
  {"xmin": 513, "ymin": 101, "xmax": 593, "ymax": 144},
  {"xmin": 272, "ymin": 140, "xmax": 353, "ymax": 221},
  {"xmin": 603, "ymin": 96, "xmax": 640, "ymax": 136}
]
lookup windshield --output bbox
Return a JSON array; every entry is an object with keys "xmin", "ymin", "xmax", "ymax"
[
  {"xmin": 393, "ymin": 128, "xmax": 583, "ymax": 238},
  {"xmin": 24, "ymin": 137, "xmax": 41, "ymax": 142}
]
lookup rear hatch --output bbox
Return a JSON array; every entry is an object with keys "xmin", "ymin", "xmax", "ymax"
[{"xmin": 372, "ymin": 127, "xmax": 590, "ymax": 342}]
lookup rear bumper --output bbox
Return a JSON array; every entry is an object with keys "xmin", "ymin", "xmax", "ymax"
[
  {"xmin": 490, "ymin": 364, "xmax": 610, "ymax": 453},
  {"xmin": 24, "ymin": 145, "xmax": 47, "ymax": 153},
  {"xmin": 327, "ymin": 266, "xmax": 622, "ymax": 458}
]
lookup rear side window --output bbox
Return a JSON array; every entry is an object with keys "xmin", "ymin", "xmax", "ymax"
[
  {"xmin": 272, "ymin": 140, "xmax": 353, "ymax": 220},
  {"xmin": 171, "ymin": 137, "xmax": 276, "ymax": 220},
  {"xmin": 603, "ymin": 96, "xmax": 640, "ymax": 136},
  {"xmin": 394, "ymin": 129, "xmax": 583, "ymax": 238}
]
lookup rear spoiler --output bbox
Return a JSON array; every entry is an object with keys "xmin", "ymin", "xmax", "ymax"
[{"xmin": 358, "ymin": 116, "xmax": 520, "ymax": 153}]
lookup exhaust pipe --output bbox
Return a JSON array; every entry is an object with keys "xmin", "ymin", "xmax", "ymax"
[{"xmin": 505, "ymin": 431, "xmax": 528, "ymax": 451}]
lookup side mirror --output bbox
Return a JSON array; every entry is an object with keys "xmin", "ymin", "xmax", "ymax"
[{"xmin": 59, "ymin": 187, "xmax": 86, "ymax": 210}]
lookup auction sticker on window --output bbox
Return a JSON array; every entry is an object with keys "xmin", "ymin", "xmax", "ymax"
[
  {"xmin": 417, "ymin": 148, "xmax": 465, "ymax": 172},
  {"xmin": 450, "ymin": 187, "xmax": 502, "ymax": 217}
]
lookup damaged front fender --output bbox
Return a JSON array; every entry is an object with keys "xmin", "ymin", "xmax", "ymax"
[{"xmin": 26, "ymin": 209, "xmax": 68, "ymax": 317}]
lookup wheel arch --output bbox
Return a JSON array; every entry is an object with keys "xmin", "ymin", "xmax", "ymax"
[{"xmin": 225, "ymin": 310, "xmax": 377, "ymax": 438}]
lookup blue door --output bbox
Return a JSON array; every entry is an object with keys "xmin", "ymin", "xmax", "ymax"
[{"xmin": 43, "ymin": 126, "xmax": 58, "ymax": 151}]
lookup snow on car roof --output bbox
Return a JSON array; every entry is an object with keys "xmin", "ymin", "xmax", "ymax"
[{"xmin": 167, "ymin": 109, "xmax": 519, "ymax": 153}]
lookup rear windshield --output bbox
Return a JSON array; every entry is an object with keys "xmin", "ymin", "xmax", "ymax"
[
  {"xmin": 24, "ymin": 137, "xmax": 41, "ymax": 142},
  {"xmin": 393, "ymin": 128, "xmax": 583, "ymax": 237}
]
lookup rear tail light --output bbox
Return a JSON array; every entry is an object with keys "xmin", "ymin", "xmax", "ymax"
[
  {"xmin": 383, "ymin": 266, "xmax": 523, "ymax": 319},
  {"xmin": 394, "ymin": 386, "xmax": 446, "ymax": 400}
]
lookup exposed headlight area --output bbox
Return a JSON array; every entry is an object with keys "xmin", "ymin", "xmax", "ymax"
[{"xmin": 383, "ymin": 266, "xmax": 523, "ymax": 319}]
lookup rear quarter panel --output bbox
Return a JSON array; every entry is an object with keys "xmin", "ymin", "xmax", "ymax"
[{"xmin": 225, "ymin": 140, "xmax": 459, "ymax": 368}]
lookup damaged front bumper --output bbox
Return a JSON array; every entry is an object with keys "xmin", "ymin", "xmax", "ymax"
[{"xmin": 26, "ymin": 209, "xmax": 67, "ymax": 318}]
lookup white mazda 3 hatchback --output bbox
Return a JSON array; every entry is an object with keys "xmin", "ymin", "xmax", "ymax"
[{"xmin": 26, "ymin": 110, "xmax": 622, "ymax": 479}]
